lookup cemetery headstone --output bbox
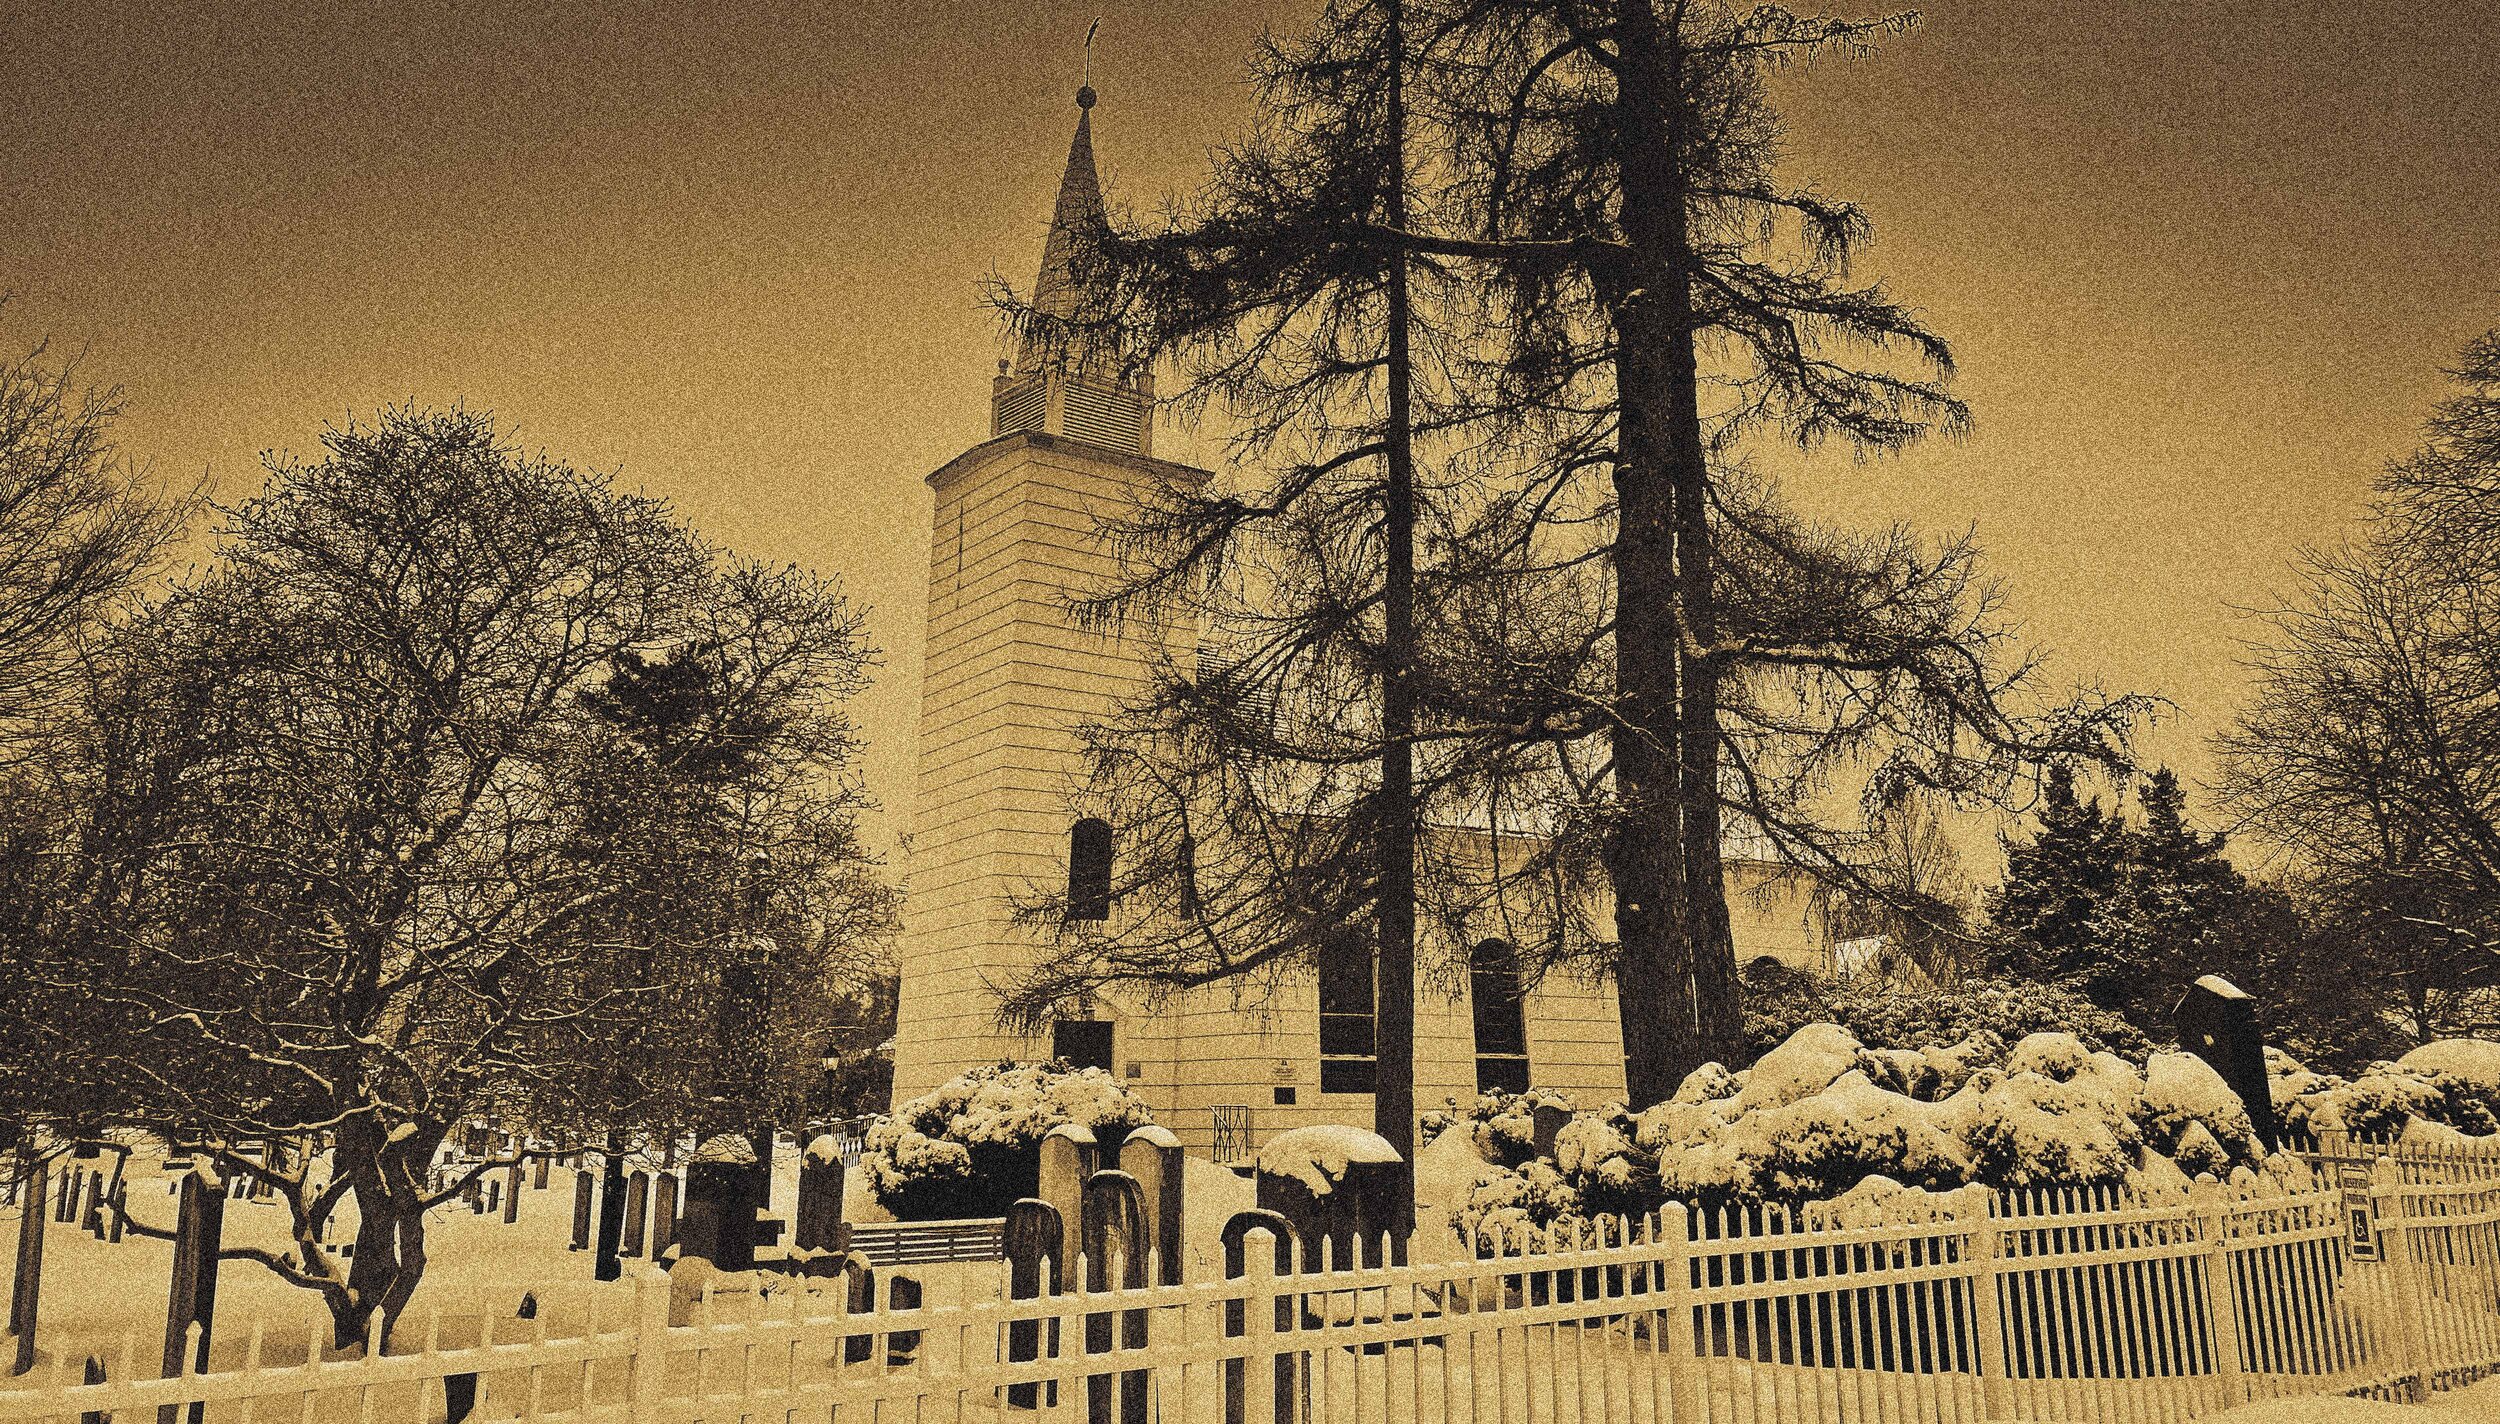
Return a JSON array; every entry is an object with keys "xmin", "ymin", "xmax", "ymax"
[
  {"xmin": 159, "ymin": 1167, "xmax": 226, "ymax": 1424},
  {"xmin": 1038, "ymin": 1124, "xmax": 1098, "ymax": 1289},
  {"xmin": 678, "ymin": 1135, "xmax": 761, "ymax": 1273},
  {"xmin": 9, "ymin": 1159, "xmax": 46, "ymax": 1376},
  {"xmin": 1255, "ymin": 1125, "xmax": 1405, "ymax": 1269},
  {"xmin": 533, "ymin": 1155, "xmax": 549, "ymax": 1191},
  {"xmin": 621, "ymin": 1170, "xmax": 650, "ymax": 1258},
  {"xmin": 1080, "ymin": 1172, "xmax": 1150, "ymax": 1424},
  {"xmin": 651, "ymin": 1172, "xmax": 679, "ymax": 1258},
  {"xmin": 79, "ymin": 1355, "xmax": 106, "ymax": 1424},
  {"xmin": 1117, "ymin": 1127, "xmax": 1185, "ymax": 1286},
  {"xmin": 2175, "ymin": 975, "xmax": 2280, "ymax": 1151},
  {"xmin": 1002, "ymin": 1199, "xmax": 1063, "ymax": 1410},
  {"xmin": 594, "ymin": 1152, "xmax": 629, "ymax": 1282},
  {"xmin": 503, "ymin": 1163, "xmax": 521, "ymax": 1224},
  {"xmin": 1220, "ymin": 1210, "xmax": 1301, "ymax": 1424},
  {"xmin": 1530, "ymin": 1103, "xmax": 1573, "ymax": 1158},
  {"xmin": 794, "ymin": 1137, "xmax": 845, "ymax": 1254},
  {"xmin": 569, "ymin": 1170, "xmax": 593, "ymax": 1251}
]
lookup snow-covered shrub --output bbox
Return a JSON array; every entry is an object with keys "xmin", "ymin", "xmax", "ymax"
[
  {"xmin": 859, "ymin": 1059, "xmax": 1153, "ymax": 1219},
  {"xmin": 2134, "ymin": 1052, "xmax": 2259, "ymax": 1166},
  {"xmin": 1453, "ymin": 1159, "xmax": 1586, "ymax": 1249},
  {"xmin": 1738, "ymin": 1023, "xmax": 1863, "ymax": 1110},
  {"xmin": 2399, "ymin": 1040, "xmax": 2500, "ymax": 1093},
  {"xmin": 1464, "ymin": 1085, "xmax": 1582, "ymax": 1166},
  {"xmin": 1734, "ymin": 1069, "xmax": 1974, "ymax": 1201},
  {"xmin": 1743, "ymin": 970, "xmax": 2151, "ymax": 1063},
  {"xmin": 1968, "ymin": 1071, "xmax": 2142, "ymax": 1190},
  {"xmin": 1418, "ymin": 1098, "xmax": 1461, "ymax": 1147}
]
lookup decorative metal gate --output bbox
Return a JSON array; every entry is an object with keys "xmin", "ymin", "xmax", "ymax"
[{"xmin": 1211, "ymin": 1104, "xmax": 1251, "ymax": 1165}]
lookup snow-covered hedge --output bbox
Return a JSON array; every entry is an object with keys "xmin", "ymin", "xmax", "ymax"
[
  {"xmin": 1741, "ymin": 968, "xmax": 2152, "ymax": 1063},
  {"xmin": 1439, "ymin": 1022, "xmax": 2289, "ymax": 1244},
  {"xmin": 858, "ymin": 1060, "xmax": 1154, "ymax": 1220},
  {"xmin": 2269, "ymin": 1041, "xmax": 2500, "ymax": 1143}
]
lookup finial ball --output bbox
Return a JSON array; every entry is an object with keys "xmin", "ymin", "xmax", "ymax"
[{"xmin": 1076, "ymin": 84, "xmax": 1096, "ymax": 110}]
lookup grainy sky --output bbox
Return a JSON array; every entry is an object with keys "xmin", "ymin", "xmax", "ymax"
[{"xmin": 5, "ymin": 1, "xmax": 2494, "ymax": 861}]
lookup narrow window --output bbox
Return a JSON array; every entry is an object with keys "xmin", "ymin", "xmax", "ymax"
[
  {"xmin": 1066, "ymin": 817, "xmax": 1113, "ymax": 921},
  {"xmin": 1471, "ymin": 939, "xmax": 1532, "ymax": 1096},
  {"xmin": 1317, "ymin": 929, "xmax": 1376, "ymax": 1095}
]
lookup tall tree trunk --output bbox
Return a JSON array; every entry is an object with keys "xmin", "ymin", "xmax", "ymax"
[
  {"xmin": 1605, "ymin": 0, "xmax": 1743, "ymax": 1102},
  {"xmin": 1374, "ymin": 0, "xmax": 1419, "ymax": 1230}
]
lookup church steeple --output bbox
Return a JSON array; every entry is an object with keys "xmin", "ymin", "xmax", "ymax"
[
  {"xmin": 991, "ymin": 79, "xmax": 1153, "ymax": 456},
  {"xmin": 1019, "ymin": 84, "xmax": 1106, "ymax": 376}
]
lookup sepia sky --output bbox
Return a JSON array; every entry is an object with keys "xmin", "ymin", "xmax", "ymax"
[{"xmin": 4, "ymin": 1, "xmax": 2494, "ymax": 865}]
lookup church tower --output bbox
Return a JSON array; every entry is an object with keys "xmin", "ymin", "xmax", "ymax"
[{"xmin": 888, "ymin": 84, "xmax": 1209, "ymax": 1105}]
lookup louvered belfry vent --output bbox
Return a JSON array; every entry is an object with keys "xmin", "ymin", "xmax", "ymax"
[
  {"xmin": 993, "ymin": 381, "xmax": 1046, "ymax": 436},
  {"xmin": 1063, "ymin": 383, "xmax": 1142, "ymax": 451}
]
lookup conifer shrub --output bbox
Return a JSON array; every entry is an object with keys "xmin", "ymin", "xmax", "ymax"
[{"xmin": 858, "ymin": 1059, "xmax": 1154, "ymax": 1220}]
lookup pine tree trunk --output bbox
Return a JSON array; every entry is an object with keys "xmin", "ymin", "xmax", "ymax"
[
  {"xmin": 1373, "ymin": 0, "xmax": 1419, "ymax": 1227},
  {"xmin": 1604, "ymin": 0, "xmax": 1745, "ymax": 1103}
]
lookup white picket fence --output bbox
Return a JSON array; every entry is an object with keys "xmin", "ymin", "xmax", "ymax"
[{"xmin": 7, "ymin": 1162, "xmax": 2498, "ymax": 1424}]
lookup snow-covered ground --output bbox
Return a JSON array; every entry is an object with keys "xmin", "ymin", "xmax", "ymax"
[{"xmin": 1, "ymin": 1143, "xmax": 890, "ymax": 1378}]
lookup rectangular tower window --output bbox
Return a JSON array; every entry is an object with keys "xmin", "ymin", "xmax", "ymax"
[{"xmin": 1317, "ymin": 930, "xmax": 1376, "ymax": 1095}]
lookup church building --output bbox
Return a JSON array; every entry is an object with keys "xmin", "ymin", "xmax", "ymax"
[{"xmin": 887, "ymin": 85, "xmax": 1831, "ymax": 1160}]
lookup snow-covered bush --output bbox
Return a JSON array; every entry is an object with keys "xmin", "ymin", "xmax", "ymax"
[
  {"xmin": 858, "ymin": 1059, "xmax": 1154, "ymax": 1219},
  {"xmin": 1742, "ymin": 969, "xmax": 2152, "ymax": 1064},
  {"xmin": 1464, "ymin": 1085, "xmax": 1583, "ymax": 1166},
  {"xmin": 1969, "ymin": 1071, "xmax": 2142, "ymax": 1190},
  {"xmin": 2263, "ymin": 1041, "xmax": 2500, "ymax": 1142},
  {"xmin": 2135, "ymin": 1052, "xmax": 2259, "ymax": 1165},
  {"xmin": 1453, "ymin": 1159, "xmax": 1585, "ymax": 1248}
]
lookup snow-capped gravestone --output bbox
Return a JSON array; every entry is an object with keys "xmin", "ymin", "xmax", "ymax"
[
  {"xmin": 1118, "ymin": 1126, "xmax": 1185, "ymax": 1285},
  {"xmin": 793, "ymin": 1136, "xmax": 846, "ymax": 1267},
  {"xmin": 678, "ymin": 1135, "xmax": 763, "ymax": 1273},
  {"xmin": 1256, "ymin": 1126, "xmax": 1406, "ymax": 1269},
  {"xmin": 2174, "ymin": 975, "xmax": 2278, "ymax": 1151},
  {"xmin": 1038, "ymin": 1124, "xmax": 1099, "ymax": 1287}
]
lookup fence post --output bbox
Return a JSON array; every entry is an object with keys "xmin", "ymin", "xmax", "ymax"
[
  {"xmin": 1240, "ymin": 1228, "xmax": 1279, "ymax": 1424},
  {"xmin": 1657, "ymin": 1202, "xmax": 1699, "ymax": 1424},
  {"xmin": 2193, "ymin": 1180, "xmax": 2247, "ymax": 1409},
  {"xmin": 629, "ymin": 1266, "xmax": 670, "ymax": 1424},
  {"xmin": 2372, "ymin": 1156, "xmax": 2432, "ymax": 1403},
  {"xmin": 1967, "ymin": 1188, "xmax": 2012, "ymax": 1421}
]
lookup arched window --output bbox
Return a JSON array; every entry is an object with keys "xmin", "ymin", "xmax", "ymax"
[
  {"xmin": 1470, "ymin": 939, "xmax": 1531, "ymax": 1095},
  {"xmin": 1065, "ymin": 818, "xmax": 1113, "ymax": 921},
  {"xmin": 1316, "ymin": 928, "xmax": 1377, "ymax": 1095}
]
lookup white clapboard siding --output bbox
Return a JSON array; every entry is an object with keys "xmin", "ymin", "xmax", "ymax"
[{"xmin": 10, "ymin": 1161, "xmax": 2500, "ymax": 1424}]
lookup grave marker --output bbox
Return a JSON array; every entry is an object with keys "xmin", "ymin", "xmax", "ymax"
[
  {"xmin": 651, "ymin": 1172, "xmax": 679, "ymax": 1257},
  {"xmin": 159, "ymin": 1167, "xmax": 225, "ymax": 1424},
  {"xmin": 1002, "ymin": 1199, "xmax": 1063, "ymax": 1410},
  {"xmin": 2175, "ymin": 975, "xmax": 2279, "ymax": 1151},
  {"xmin": 9, "ymin": 1159, "xmax": 46, "ymax": 1376},
  {"xmin": 621, "ymin": 1170, "xmax": 650, "ymax": 1258}
]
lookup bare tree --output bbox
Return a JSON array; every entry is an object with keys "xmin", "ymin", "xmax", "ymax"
[
  {"xmin": 2219, "ymin": 331, "xmax": 2500, "ymax": 1039},
  {"xmin": 28, "ymin": 406, "xmax": 884, "ymax": 1347},
  {"xmin": 0, "ymin": 330, "xmax": 193, "ymax": 756}
]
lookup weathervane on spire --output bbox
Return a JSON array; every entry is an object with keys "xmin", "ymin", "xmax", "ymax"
[{"xmin": 1078, "ymin": 16, "xmax": 1101, "ymax": 108}]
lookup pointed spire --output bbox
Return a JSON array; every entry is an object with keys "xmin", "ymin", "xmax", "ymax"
[{"xmin": 1018, "ymin": 85, "xmax": 1109, "ymax": 375}]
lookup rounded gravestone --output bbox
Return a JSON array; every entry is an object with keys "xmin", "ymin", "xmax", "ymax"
[{"xmin": 1255, "ymin": 1125, "xmax": 1405, "ymax": 1269}]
